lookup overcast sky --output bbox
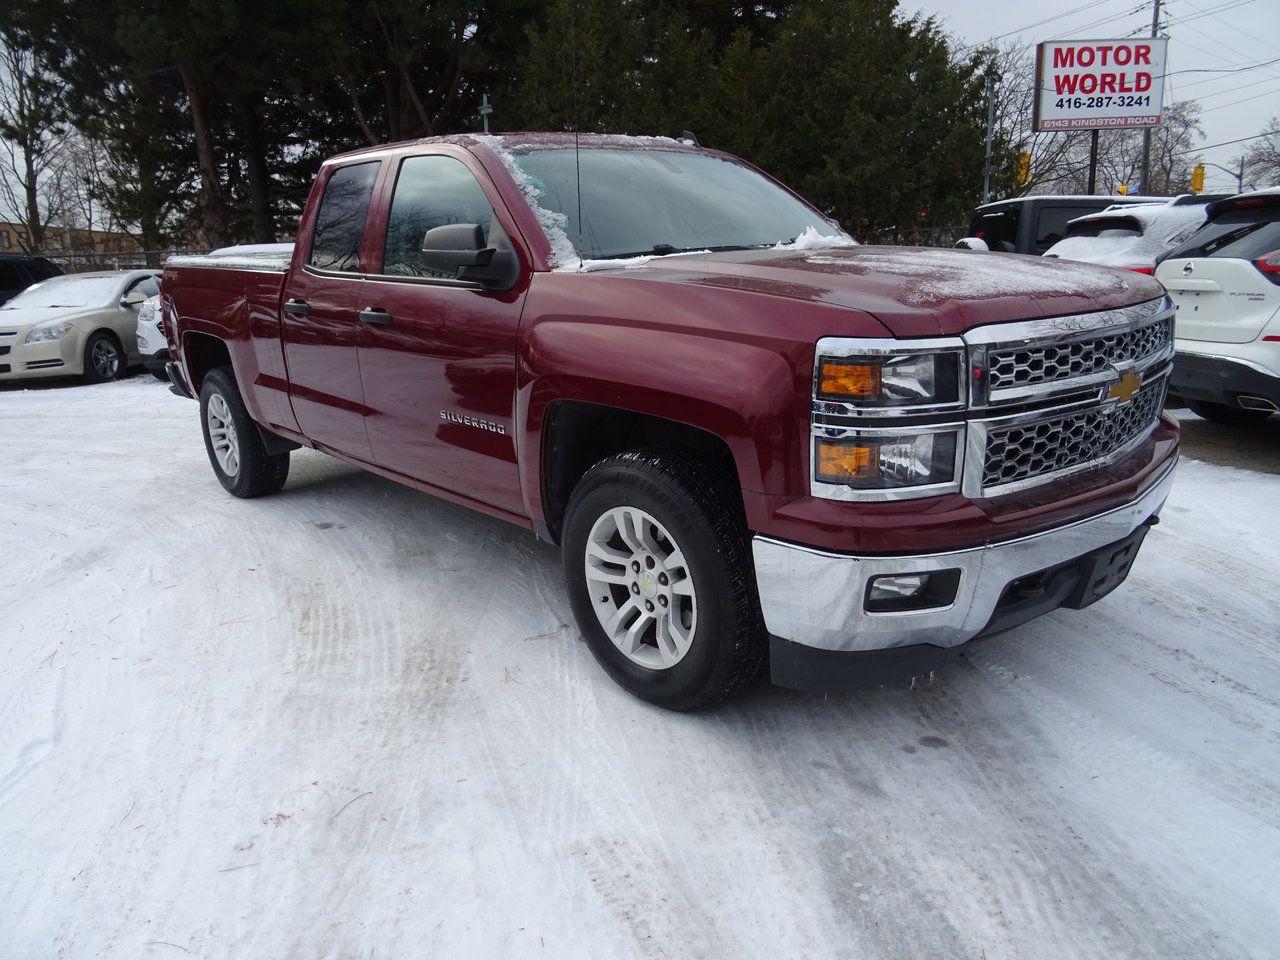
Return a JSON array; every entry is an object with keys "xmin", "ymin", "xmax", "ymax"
[{"xmin": 921, "ymin": 0, "xmax": 1280, "ymax": 191}]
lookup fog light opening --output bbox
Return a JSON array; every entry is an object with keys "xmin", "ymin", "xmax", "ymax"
[{"xmin": 865, "ymin": 569, "xmax": 962, "ymax": 613}]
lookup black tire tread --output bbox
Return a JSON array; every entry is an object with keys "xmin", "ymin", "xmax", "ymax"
[
  {"xmin": 566, "ymin": 449, "xmax": 766, "ymax": 710},
  {"xmin": 201, "ymin": 367, "xmax": 290, "ymax": 498}
]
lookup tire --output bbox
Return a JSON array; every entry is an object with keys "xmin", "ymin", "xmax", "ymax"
[
  {"xmin": 562, "ymin": 450, "xmax": 766, "ymax": 710},
  {"xmin": 1187, "ymin": 399, "xmax": 1273, "ymax": 425},
  {"xmin": 199, "ymin": 367, "xmax": 290, "ymax": 498},
  {"xmin": 81, "ymin": 331, "xmax": 125, "ymax": 383}
]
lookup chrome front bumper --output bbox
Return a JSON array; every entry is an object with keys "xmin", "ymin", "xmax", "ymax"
[{"xmin": 752, "ymin": 461, "xmax": 1176, "ymax": 654}]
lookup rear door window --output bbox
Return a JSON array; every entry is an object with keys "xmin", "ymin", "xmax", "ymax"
[
  {"xmin": 308, "ymin": 161, "xmax": 381, "ymax": 273},
  {"xmin": 0, "ymin": 262, "xmax": 28, "ymax": 291},
  {"xmin": 382, "ymin": 155, "xmax": 496, "ymax": 278},
  {"xmin": 1035, "ymin": 206, "xmax": 1101, "ymax": 252},
  {"xmin": 972, "ymin": 207, "xmax": 1020, "ymax": 251}
]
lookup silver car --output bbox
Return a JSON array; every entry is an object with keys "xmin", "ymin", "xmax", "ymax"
[{"xmin": 0, "ymin": 270, "xmax": 161, "ymax": 383}]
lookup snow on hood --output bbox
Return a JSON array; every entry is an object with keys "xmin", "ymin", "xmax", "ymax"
[
  {"xmin": 167, "ymin": 243, "xmax": 295, "ymax": 271},
  {"xmin": 800, "ymin": 246, "xmax": 1136, "ymax": 307},
  {"xmin": 774, "ymin": 226, "xmax": 858, "ymax": 250}
]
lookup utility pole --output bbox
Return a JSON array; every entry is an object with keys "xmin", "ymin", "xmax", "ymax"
[
  {"xmin": 981, "ymin": 57, "xmax": 1000, "ymax": 204},
  {"xmin": 1139, "ymin": 0, "xmax": 1162, "ymax": 195},
  {"xmin": 1087, "ymin": 130, "xmax": 1100, "ymax": 194}
]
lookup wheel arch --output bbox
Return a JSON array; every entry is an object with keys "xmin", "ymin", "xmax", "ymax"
[
  {"xmin": 533, "ymin": 398, "xmax": 750, "ymax": 545},
  {"xmin": 181, "ymin": 330, "xmax": 233, "ymax": 393}
]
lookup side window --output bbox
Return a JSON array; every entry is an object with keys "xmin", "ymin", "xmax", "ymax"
[
  {"xmin": 0, "ymin": 262, "xmax": 26, "ymax": 290},
  {"xmin": 1036, "ymin": 206, "xmax": 1094, "ymax": 252},
  {"xmin": 382, "ymin": 155, "xmax": 496, "ymax": 278},
  {"xmin": 309, "ymin": 161, "xmax": 380, "ymax": 273},
  {"xmin": 128, "ymin": 275, "xmax": 160, "ymax": 298}
]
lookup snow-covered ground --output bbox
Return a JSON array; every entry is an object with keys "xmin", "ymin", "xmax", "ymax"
[{"xmin": 2, "ymin": 377, "xmax": 1279, "ymax": 960}]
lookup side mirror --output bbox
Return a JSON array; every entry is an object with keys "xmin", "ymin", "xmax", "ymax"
[
  {"xmin": 121, "ymin": 289, "xmax": 147, "ymax": 307},
  {"xmin": 420, "ymin": 223, "xmax": 520, "ymax": 291},
  {"xmin": 954, "ymin": 237, "xmax": 989, "ymax": 252}
]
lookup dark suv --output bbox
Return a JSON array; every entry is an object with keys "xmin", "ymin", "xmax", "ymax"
[
  {"xmin": 966, "ymin": 195, "xmax": 1171, "ymax": 255},
  {"xmin": 0, "ymin": 254, "xmax": 62, "ymax": 305}
]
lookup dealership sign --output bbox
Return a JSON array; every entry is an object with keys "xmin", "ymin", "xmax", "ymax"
[{"xmin": 1033, "ymin": 38, "xmax": 1168, "ymax": 132}]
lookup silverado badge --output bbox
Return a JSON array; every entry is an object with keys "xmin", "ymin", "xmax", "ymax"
[{"xmin": 1107, "ymin": 371, "xmax": 1143, "ymax": 405}]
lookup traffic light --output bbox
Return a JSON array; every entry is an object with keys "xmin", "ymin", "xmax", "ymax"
[
  {"xmin": 1191, "ymin": 163, "xmax": 1206, "ymax": 193},
  {"xmin": 1016, "ymin": 152, "xmax": 1031, "ymax": 185}
]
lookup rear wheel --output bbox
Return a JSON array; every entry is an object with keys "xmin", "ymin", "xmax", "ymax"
[
  {"xmin": 199, "ymin": 367, "xmax": 290, "ymax": 498},
  {"xmin": 1187, "ymin": 399, "xmax": 1273, "ymax": 425},
  {"xmin": 562, "ymin": 450, "xmax": 765, "ymax": 710},
  {"xmin": 81, "ymin": 331, "xmax": 125, "ymax": 383}
]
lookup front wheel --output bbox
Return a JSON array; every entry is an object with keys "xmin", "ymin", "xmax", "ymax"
[
  {"xmin": 81, "ymin": 331, "xmax": 125, "ymax": 383},
  {"xmin": 1187, "ymin": 399, "xmax": 1273, "ymax": 425},
  {"xmin": 562, "ymin": 450, "xmax": 766, "ymax": 710},
  {"xmin": 199, "ymin": 367, "xmax": 290, "ymax": 498}
]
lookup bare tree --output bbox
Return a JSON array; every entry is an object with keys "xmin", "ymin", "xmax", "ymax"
[
  {"xmin": 1241, "ymin": 115, "xmax": 1280, "ymax": 191},
  {"xmin": 0, "ymin": 29, "xmax": 67, "ymax": 251}
]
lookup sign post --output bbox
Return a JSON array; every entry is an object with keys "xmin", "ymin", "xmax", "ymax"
[{"xmin": 1033, "ymin": 37, "xmax": 1168, "ymax": 194}]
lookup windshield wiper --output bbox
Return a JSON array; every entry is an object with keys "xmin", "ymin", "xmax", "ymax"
[{"xmin": 594, "ymin": 243, "xmax": 757, "ymax": 261}]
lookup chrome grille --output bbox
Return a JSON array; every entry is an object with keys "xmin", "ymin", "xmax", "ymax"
[
  {"xmin": 987, "ymin": 315, "xmax": 1172, "ymax": 391},
  {"xmin": 982, "ymin": 381, "xmax": 1167, "ymax": 488}
]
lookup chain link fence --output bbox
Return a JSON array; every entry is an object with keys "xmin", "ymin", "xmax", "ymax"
[
  {"xmin": 862, "ymin": 224, "xmax": 969, "ymax": 248},
  {"xmin": 47, "ymin": 249, "xmax": 207, "ymax": 273}
]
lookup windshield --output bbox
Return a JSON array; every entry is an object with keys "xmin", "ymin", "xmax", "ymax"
[
  {"xmin": 509, "ymin": 148, "xmax": 840, "ymax": 260},
  {"xmin": 2, "ymin": 274, "xmax": 121, "ymax": 309}
]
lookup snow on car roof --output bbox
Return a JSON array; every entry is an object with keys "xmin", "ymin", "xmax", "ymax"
[{"xmin": 1046, "ymin": 201, "xmax": 1208, "ymax": 267}]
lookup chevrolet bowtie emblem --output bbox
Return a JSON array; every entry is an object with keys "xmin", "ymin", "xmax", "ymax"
[{"xmin": 1108, "ymin": 371, "xmax": 1143, "ymax": 404}]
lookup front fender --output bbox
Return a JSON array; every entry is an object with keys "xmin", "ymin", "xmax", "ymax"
[{"xmin": 517, "ymin": 319, "xmax": 805, "ymax": 524}]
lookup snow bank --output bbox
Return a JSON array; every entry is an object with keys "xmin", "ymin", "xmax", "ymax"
[
  {"xmin": 807, "ymin": 247, "xmax": 1137, "ymax": 304},
  {"xmin": 473, "ymin": 135, "xmax": 581, "ymax": 271},
  {"xmin": 167, "ymin": 243, "xmax": 295, "ymax": 272}
]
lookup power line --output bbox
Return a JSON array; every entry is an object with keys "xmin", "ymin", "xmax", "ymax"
[
  {"xmin": 1198, "ymin": 83, "xmax": 1280, "ymax": 113},
  {"xmin": 1195, "ymin": 74, "xmax": 1280, "ymax": 101},
  {"xmin": 1176, "ymin": 131, "xmax": 1280, "ymax": 155},
  {"xmin": 954, "ymin": 0, "xmax": 1118, "ymax": 53},
  {"xmin": 1160, "ymin": 56, "xmax": 1280, "ymax": 79}
]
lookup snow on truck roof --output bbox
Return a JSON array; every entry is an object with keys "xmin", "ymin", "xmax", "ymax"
[{"xmin": 326, "ymin": 132, "xmax": 703, "ymax": 164}]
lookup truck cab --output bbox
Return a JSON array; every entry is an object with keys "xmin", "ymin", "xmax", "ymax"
[{"xmin": 161, "ymin": 133, "xmax": 1179, "ymax": 709}]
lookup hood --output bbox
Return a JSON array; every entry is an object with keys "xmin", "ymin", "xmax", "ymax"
[
  {"xmin": 595, "ymin": 245, "xmax": 1164, "ymax": 337},
  {"xmin": 0, "ymin": 305, "xmax": 104, "ymax": 335}
]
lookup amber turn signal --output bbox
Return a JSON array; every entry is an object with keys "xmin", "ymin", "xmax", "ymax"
[
  {"xmin": 818, "ymin": 360, "xmax": 881, "ymax": 399},
  {"xmin": 816, "ymin": 440, "xmax": 879, "ymax": 483}
]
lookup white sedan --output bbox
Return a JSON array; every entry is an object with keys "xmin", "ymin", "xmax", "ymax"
[{"xmin": 0, "ymin": 270, "xmax": 161, "ymax": 383}]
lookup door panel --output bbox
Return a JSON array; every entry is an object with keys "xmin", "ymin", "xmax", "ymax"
[
  {"xmin": 281, "ymin": 159, "xmax": 381, "ymax": 459},
  {"xmin": 355, "ymin": 152, "xmax": 526, "ymax": 515}
]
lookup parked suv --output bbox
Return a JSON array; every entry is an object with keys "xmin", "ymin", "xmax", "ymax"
[
  {"xmin": 0, "ymin": 253, "xmax": 61, "ymax": 305},
  {"xmin": 1157, "ymin": 188, "xmax": 1280, "ymax": 423},
  {"xmin": 1043, "ymin": 195, "xmax": 1221, "ymax": 274},
  {"xmin": 963, "ymin": 195, "xmax": 1170, "ymax": 255},
  {"xmin": 161, "ymin": 133, "xmax": 1178, "ymax": 709}
]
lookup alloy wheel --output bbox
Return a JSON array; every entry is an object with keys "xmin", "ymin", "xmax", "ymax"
[
  {"xmin": 91, "ymin": 339, "xmax": 120, "ymax": 378},
  {"xmin": 584, "ymin": 506, "xmax": 697, "ymax": 669},
  {"xmin": 206, "ymin": 393, "xmax": 240, "ymax": 477}
]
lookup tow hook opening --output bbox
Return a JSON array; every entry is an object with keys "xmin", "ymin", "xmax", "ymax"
[{"xmin": 865, "ymin": 569, "xmax": 962, "ymax": 613}]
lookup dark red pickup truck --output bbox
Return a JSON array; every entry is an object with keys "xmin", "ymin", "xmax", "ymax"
[{"xmin": 161, "ymin": 132, "xmax": 1179, "ymax": 709}]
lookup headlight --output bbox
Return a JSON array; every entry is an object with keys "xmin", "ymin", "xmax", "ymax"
[
  {"xmin": 25, "ymin": 320, "xmax": 74, "ymax": 343},
  {"xmin": 814, "ymin": 428, "xmax": 961, "ymax": 490},
  {"xmin": 816, "ymin": 350, "xmax": 964, "ymax": 409},
  {"xmin": 138, "ymin": 297, "xmax": 158, "ymax": 325}
]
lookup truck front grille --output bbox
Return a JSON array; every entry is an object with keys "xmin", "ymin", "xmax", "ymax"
[
  {"xmin": 982, "ymin": 379, "xmax": 1167, "ymax": 489},
  {"xmin": 964, "ymin": 298, "xmax": 1174, "ymax": 496},
  {"xmin": 987, "ymin": 314, "xmax": 1173, "ymax": 391}
]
